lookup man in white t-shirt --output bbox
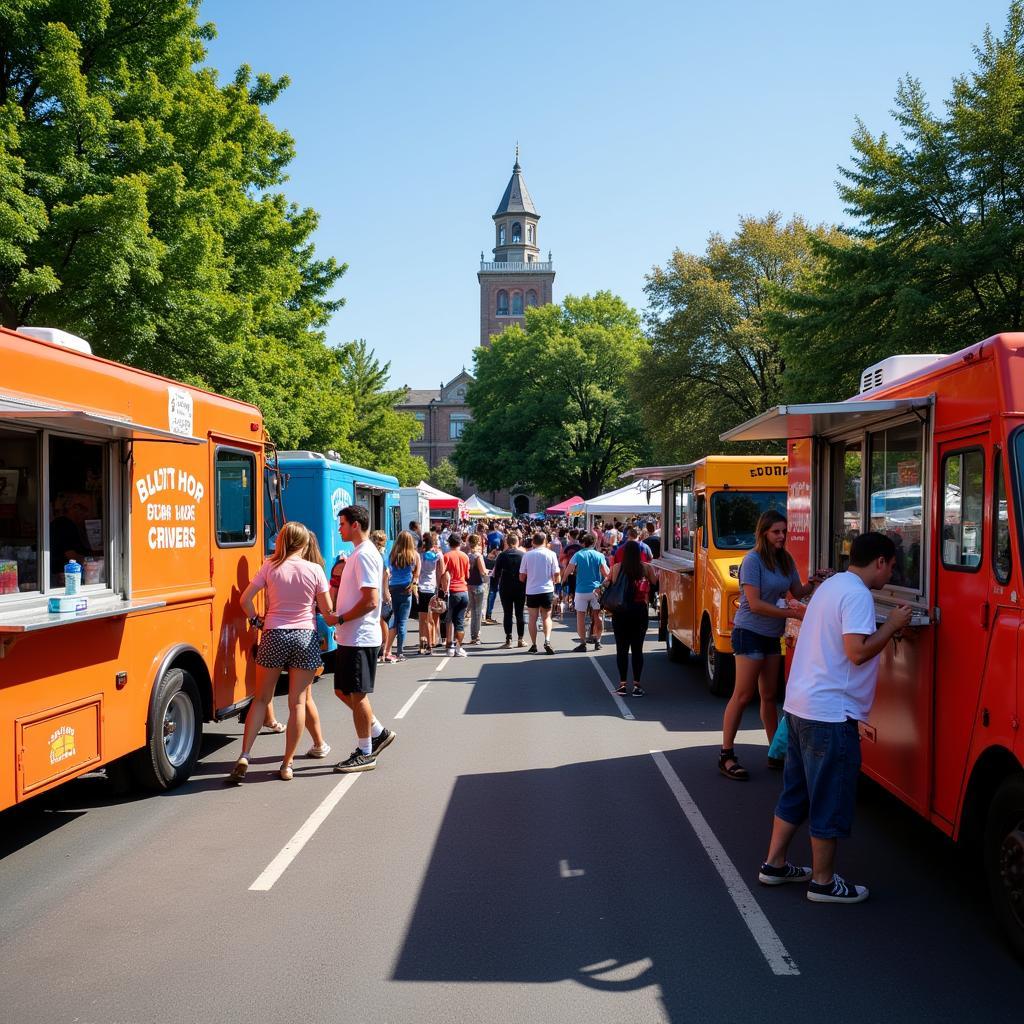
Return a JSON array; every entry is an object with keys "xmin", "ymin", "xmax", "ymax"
[
  {"xmin": 519, "ymin": 531, "xmax": 561, "ymax": 654},
  {"xmin": 758, "ymin": 532, "xmax": 912, "ymax": 904},
  {"xmin": 332, "ymin": 505, "xmax": 396, "ymax": 773}
]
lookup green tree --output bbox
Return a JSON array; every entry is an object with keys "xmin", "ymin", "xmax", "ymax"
[
  {"xmin": 0, "ymin": 1, "xmax": 348, "ymax": 448},
  {"xmin": 642, "ymin": 213, "xmax": 843, "ymax": 461},
  {"xmin": 428, "ymin": 457, "xmax": 460, "ymax": 495},
  {"xmin": 454, "ymin": 292, "xmax": 651, "ymax": 499},
  {"xmin": 336, "ymin": 341, "xmax": 427, "ymax": 485},
  {"xmin": 778, "ymin": 3, "xmax": 1024, "ymax": 401}
]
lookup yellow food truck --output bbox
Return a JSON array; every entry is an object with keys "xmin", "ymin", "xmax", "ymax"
[{"xmin": 622, "ymin": 456, "xmax": 788, "ymax": 695}]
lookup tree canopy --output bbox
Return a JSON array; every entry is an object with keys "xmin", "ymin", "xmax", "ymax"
[
  {"xmin": 642, "ymin": 214, "xmax": 843, "ymax": 461},
  {"xmin": 427, "ymin": 457, "xmax": 460, "ymax": 496},
  {"xmin": 454, "ymin": 292, "xmax": 651, "ymax": 499},
  {"xmin": 777, "ymin": 1, "xmax": 1024, "ymax": 401}
]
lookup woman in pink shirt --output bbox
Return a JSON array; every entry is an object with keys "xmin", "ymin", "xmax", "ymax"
[{"xmin": 229, "ymin": 522, "xmax": 337, "ymax": 783}]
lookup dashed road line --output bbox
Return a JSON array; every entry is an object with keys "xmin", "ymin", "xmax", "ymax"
[{"xmin": 394, "ymin": 682, "xmax": 430, "ymax": 719}]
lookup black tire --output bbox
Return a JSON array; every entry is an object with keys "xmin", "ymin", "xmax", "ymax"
[
  {"xmin": 702, "ymin": 623, "xmax": 735, "ymax": 698},
  {"xmin": 131, "ymin": 667, "xmax": 203, "ymax": 791},
  {"xmin": 984, "ymin": 773, "xmax": 1024, "ymax": 962}
]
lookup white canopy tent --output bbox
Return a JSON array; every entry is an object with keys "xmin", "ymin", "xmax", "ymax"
[{"xmin": 573, "ymin": 480, "xmax": 662, "ymax": 524}]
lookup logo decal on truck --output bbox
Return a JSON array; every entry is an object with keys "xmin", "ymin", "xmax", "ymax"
[
  {"xmin": 331, "ymin": 487, "xmax": 353, "ymax": 517},
  {"xmin": 749, "ymin": 466, "xmax": 788, "ymax": 478},
  {"xmin": 48, "ymin": 726, "xmax": 77, "ymax": 766},
  {"xmin": 135, "ymin": 468, "xmax": 206, "ymax": 549}
]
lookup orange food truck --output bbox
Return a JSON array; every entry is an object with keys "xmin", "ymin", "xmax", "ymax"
[
  {"xmin": 0, "ymin": 326, "xmax": 279, "ymax": 811},
  {"xmin": 721, "ymin": 334, "xmax": 1024, "ymax": 958},
  {"xmin": 622, "ymin": 456, "xmax": 788, "ymax": 696}
]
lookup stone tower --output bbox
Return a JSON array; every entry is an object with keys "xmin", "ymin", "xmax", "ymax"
[{"xmin": 478, "ymin": 150, "xmax": 556, "ymax": 347}]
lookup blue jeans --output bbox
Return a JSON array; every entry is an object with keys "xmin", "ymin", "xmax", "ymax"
[
  {"xmin": 486, "ymin": 581, "xmax": 498, "ymax": 619},
  {"xmin": 775, "ymin": 713, "xmax": 862, "ymax": 839},
  {"xmin": 391, "ymin": 588, "xmax": 414, "ymax": 654},
  {"xmin": 445, "ymin": 591, "xmax": 469, "ymax": 637}
]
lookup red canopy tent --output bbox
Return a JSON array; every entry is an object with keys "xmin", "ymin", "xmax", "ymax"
[{"xmin": 545, "ymin": 495, "xmax": 584, "ymax": 515}]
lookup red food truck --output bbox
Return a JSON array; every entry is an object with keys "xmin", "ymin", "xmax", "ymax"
[
  {"xmin": 721, "ymin": 334, "xmax": 1024, "ymax": 958},
  {"xmin": 0, "ymin": 326, "xmax": 280, "ymax": 811}
]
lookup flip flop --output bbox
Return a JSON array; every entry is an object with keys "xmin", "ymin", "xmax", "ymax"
[{"xmin": 263, "ymin": 722, "xmax": 286, "ymax": 734}]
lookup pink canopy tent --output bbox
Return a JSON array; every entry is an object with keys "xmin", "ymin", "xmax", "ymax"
[{"xmin": 545, "ymin": 495, "xmax": 584, "ymax": 515}]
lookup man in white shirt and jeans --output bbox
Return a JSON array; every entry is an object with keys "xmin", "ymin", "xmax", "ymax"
[
  {"xmin": 757, "ymin": 532, "xmax": 912, "ymax": 903},
  {"xmin": 332, "ymin": 504, "xmax": 396, "ymax": 773},
  {"xmin": 519, "ymin": 531, "xmax": 561, "ymax": 654}
]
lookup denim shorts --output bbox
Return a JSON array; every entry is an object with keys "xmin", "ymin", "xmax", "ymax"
[
  {"xmin": 775, "ymin": 713, "xmax": 862, "ymax": 839},
  {"xmin": 445, "ymin": 591, "xmax": 469, "ymax": 632},
  {"xmin": 731, "ymin": 626, "xmax": 782, "ymax": 660}
]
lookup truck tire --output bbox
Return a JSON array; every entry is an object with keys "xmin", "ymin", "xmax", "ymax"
[
  {"xmin": 702, "ymin": 623, "xmax": 735, "ymax": 698},
  {"xmin": 132, "ymin": 667, "xmax": 203, "ymax": 791},
  {"xmin": 985, "ymin": 773, "xmax": 1024, "ymax": 962}
]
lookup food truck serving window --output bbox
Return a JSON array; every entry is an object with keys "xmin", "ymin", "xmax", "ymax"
[
  {"xmin": 216, "ymin": 448, "xmax": 256, "ymax": 547},
  {"xmin": 669, "ymin": 476, "xmax": 697, "ymax": 554},
  {"xmin": 710, "ymin": 491, "xmax": 787, "ymax": 550}
]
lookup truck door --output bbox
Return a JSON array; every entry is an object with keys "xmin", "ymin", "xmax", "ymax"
[{"xmin": 932, "ymin": 436, "xmax": 990, "ymax": 824}]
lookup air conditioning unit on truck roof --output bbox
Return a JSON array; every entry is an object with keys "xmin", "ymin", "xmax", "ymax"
[
  {"xmin": 859, "ymin": 354, "xmax": 944, "ymax": 394},
  {"xmin": 16, "ymin": 326, "xmax": 92, "ymax": 354}
]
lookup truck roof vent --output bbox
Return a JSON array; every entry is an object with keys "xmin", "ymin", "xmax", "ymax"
[
  {"xmin": 16, "ymin": 326, "xmax": 92, "ymax": 354},
  {"xmin": 859, "ymin": 354, "xmax": 944, "ymax": 394}
]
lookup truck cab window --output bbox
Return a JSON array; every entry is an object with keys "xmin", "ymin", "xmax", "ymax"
[
  {"xmin": 941, "ymin": 449, "xmax": 984, "ymax": 571},
  {"xmin": 216, "ymin": 449, "xmax": 256, "ymax": 546},
  {"xmin": 49, "ymin": 435, "xmax": 107, "ymax": 589},
  {"xmin": 993, "ymin": 451, "xmax": 1012, "ymax": 584},
  {"xmin": 0, "ymin": 428, "xmax": 40, "ymax": 596}
]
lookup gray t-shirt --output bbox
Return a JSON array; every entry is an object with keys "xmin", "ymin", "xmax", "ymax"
[{"xmin": 732, "ymin": 550, "xmax": 802, "ymax": 638}]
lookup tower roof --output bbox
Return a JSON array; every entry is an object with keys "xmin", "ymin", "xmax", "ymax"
[{"xmin": 494, "ymin": 155, "xmax": 538, "ymax": 217}]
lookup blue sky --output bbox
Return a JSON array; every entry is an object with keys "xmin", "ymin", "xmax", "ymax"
[{"xmin": 201, "ymin": 0, "xmax": 1011, "ymax": 388}]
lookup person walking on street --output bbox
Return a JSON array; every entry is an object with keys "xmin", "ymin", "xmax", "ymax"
[
  {"xmin": 608, "ymin": 540, "xmax": 657, "ymax": 696},
  {"xmin": 520, "ymin": 531, "xmax": 560, "ymax": 654},
  {"xmin": 387, "ymin": 530, "xmax": 420, "ymax": 662},
  {"xmin": 757, "ymin": 532, "xmax": 912, "ymax": 902},
  {"xmin": 441, "ymin": 532, "xmax": 470, "ymax": 657},
  {"xmin": 332, "ymin": 505, "xmax": 396, "ymax": 774},
  {"xmin": 565, "ymin": 532, "xmax": 609, "ymax": 652},
  {"xmin": 230, "ymin": 521, "xmax": 336, "ymax": 783},
  {"xmin": 466, "ymin": 533, "xmax": 488, "ymax": 645},
  {"xmin": 483, "ymin": 543, "xmax": 500, "ymax": 624},
  {"xmin": 493, "ymin": 531, "xmax": 526, "ymax": 647},
  {"xmin": 719, "ymin": 511, "xmax": 814, "ymax": 780},
  {"xmin": 416, "ymin": 532, "xmax": 441, "ymax": 654}
]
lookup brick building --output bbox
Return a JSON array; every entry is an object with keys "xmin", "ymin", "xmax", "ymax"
[{"xmin": 397, "ymin": 153, "xmax": 556, "ymax": 516}]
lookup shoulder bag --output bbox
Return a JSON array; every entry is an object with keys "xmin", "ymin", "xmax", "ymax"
[{"xmin": 599, "ymin": 570, "xmax": 629, "ymax": 613}]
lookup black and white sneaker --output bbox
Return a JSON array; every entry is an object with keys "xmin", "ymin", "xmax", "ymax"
[
  {"xmin": 758, "ymin": 861, "xmax": 812, "ymax": 886},
  {"xmin": 528, "ymin": 644, "xmax": 538, "ymax": 654},
  {"xmin": 594, "ymin": 641, "xmax": 602, "ymax": 650},
  {"xmin": 544, "ymin": 642, "xmax": 555, "ymax": 655},
  {"xmin": 806, "ymin": 874, "xmax": 869, "ymax": 903},
  {"xmin": 334, "ymin": 749, "xmax": 377, "ymax": 773},
  {"xmin": 572, "ymin": 643, "xmax": 588, "ymax": 653},
  {"xmin": 372, "ymin": 727, "xmax": 396, "ymax": 756}
]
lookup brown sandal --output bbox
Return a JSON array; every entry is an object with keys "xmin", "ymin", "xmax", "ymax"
[{"xmin": 718, "ymin": 748, "xmax": 749, "ymax": 781}]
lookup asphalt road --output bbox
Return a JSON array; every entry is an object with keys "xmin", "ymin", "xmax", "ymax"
[{"xmin": 1, "ymin": 613, "xmax": 1020, "ymax": 1024}]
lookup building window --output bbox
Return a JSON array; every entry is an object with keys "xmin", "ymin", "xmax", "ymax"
[
  {"xmin": 511, "ymin": 291, "xmax": 524, "ymax": 315},
  {"xmin": 526, "ymin": 289, "xmax": 538, "ymax": 307},
  {"xmin": 450, "ymin": 414, "xmax": 471, "ymax": 439},
  {"xmin": 512, "ymin": 222, "xmax": 521, "ymax": 243},
  {"xmin": 414, "ymin": 412, "xmax": 426, "ymax": 422},
  {"xmin": 498, "ymin": 225, "xmax": 506, "ymax": 245},
  {"xmin": 527, "ymin": 224, "xmax": 535, "ymax": 243},
  {"xmin": 496, "ymin": 290, "xmax": 509, "ymax": 315}
]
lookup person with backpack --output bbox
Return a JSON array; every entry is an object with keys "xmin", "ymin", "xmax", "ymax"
[{"xmin": 607, "ymin": 540, "xmax": 657, "ymax": 697}]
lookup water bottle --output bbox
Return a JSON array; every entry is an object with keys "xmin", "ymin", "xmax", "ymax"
[{"xmin": 64, "ymin": 559, "xmax": 82, "ymax": 595}]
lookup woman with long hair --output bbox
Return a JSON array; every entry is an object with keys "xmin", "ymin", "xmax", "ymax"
[
  {"xmin": 416, "ymin": 531, "xmax": 441, "ymax": 654},
  {"xmin": 388, "ymin": 530, "xmax": 420, "ymax": 661},
  {"xmin": 719, "ymin": 510, "xmax": 813, "ymax": 780},
  {"xmin": 369, "ymin": 530, "xmax": 395, "ymax": 662},
  {"xmin": 466, "ymin": 533, "xmax": 489, "ymax": 645},
  {"xmin": 229, "ymin": 521, "xmax": 336, "ymax": 783},
  {"xmin": 608, "ymin": 540, "xmax": 657, "ymax": 697}
]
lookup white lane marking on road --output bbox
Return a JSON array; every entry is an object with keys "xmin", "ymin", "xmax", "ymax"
[
  {"xmin": 394, "ymin": 682, "xmax": 430, "ymax": 719},
  {"xmin": 587, "ymin": 655, "xmax": 636, "ymax": 720},
  {"xmin": 649, "ymin": 749, "xmax": 800, "ymax": 976},
  {"xmin": 434, "ymin": 656, "xmax": 450, "ymax": 672},
  {"xmin": 559, "ymin": 859, "xmax": 585, "ymax": 878},
  {"xmin": 249, "ymin": 774, "xmax": 361, "ymax": 892}
]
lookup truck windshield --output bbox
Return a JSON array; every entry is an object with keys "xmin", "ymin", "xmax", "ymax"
[{"xmin": 710, "ymin": 491, "xmax": 787, "ymax": 550}]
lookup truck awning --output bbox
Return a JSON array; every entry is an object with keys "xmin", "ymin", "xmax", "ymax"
[
  {"xmin": 0, "ymin": 394, "xmax": 205, "ymax": 444},
  {"xmin": 720, "ymin": 397, "xmax": 934, "ymax": 443},
  {"xmin": 621, "ymin": 464, "xmax": 700, "ymax": 482}
]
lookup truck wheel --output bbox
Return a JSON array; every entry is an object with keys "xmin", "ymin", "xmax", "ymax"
[
  {"xmin": 985, "ymin": 773, "xmax": 1024, "ymax": 962},
  {"xmin": 132, "ymin": 667, "xmax": 203, "ymax": 791},
  {"xmin": 702, "ymin": 624, "xmax": 735, "ymax": 698}
]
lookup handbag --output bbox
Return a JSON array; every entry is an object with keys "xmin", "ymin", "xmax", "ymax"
[
  {"xmin": 429, "ymin": 593, "xmax": 448, "ymax": 615},
  {"xmin": 599, "ymin": 571, "xmax": 629, "ymax": 613}
]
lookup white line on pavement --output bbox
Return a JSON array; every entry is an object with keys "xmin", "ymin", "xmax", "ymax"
[
  {"xmin": 249, "ymin": 774, "xmax": 362, "ymax": 892},
  {"xmin": 394, "ymin": 682, "xmax": 430, "ymax": 720},
  {"xmin": 434, "ymin": 656, "xmax": 450, "ymax": 672},
  {"xmin": 648, "ymin": 749, "xmax": 800, "ymax": 977},
  {"xmin": 587, "ymin": 654, "xmax": 636, "ymax": 720}
]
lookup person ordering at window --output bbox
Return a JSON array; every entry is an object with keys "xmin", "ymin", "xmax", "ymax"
[
  {"xmin": 50, "ymin": 491, "xmax": 95, "ymax": 583},
  {"xmin": 719, "ymin": 511, "xmax": 814, "ymax": 781}
]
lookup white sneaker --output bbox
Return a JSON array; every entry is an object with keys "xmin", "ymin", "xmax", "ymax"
[
  {"xmin": 447, "ymin": 646, "xmax": 456, "ymax": 657},
  {"xmin": 306, "ymin": 743, "xmax": 331, "ymax": 759},
  {"xmin": 454, "ymin": 646, "xmax": 468, "ymax": 657}
]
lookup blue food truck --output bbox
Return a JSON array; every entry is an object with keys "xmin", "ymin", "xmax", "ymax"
[{"xmin": 269, "ymin": 451, "xmax": 401, "ymax": 655}]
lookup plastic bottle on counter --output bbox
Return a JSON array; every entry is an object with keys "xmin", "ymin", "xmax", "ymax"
[{"xmin": 64, "ymin": 559, "xmax": 82, "ymax": 594}]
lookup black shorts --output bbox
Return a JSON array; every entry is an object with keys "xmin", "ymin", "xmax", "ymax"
[
  {"xmin": 526, "ymin": 592, "xmax": 553, "ymax": 609},
  {"xmin": 255, "ymin": 628, "xmax": 322, "ymax": 672},
  {"xmin": 334, "ymin": 645, "xmax": 378, "ymax": 695}
]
